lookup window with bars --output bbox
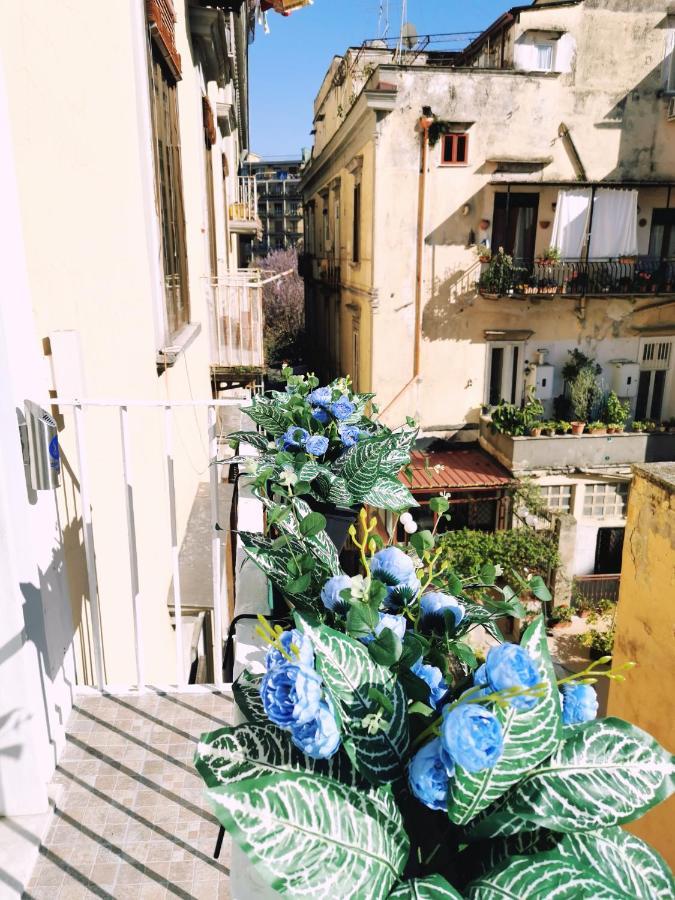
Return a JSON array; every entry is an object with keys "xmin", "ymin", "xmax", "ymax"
[
  {"xmin": 583, "ymin": 483, "xmax": 629, "ymax": 519},
  {"xmin": 149, "ymin": 49, "xmax": 190, "ymax": 340},
  {"xmin": 540, "ymin": 484, "xmax": 572, "ymax": 513},
  {"xmin": 441, "ymin": 133, "xmax": 469, "ymax": 166}
]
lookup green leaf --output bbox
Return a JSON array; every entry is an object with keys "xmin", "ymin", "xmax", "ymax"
[
  {"xmin": 429, "ymin": 496, "xmax": 450, "ymax": 516},
  {"xmin": 297, "ymin": 618, "xmax": 409, "ymax": 784},
  {"xmin": 362, "ymin": 477, "xmax": 419, "ymax": 512},
  {"xmin": 469, "ymin": 717, "xmax": 675, "ymax": 839},
  {"xmin": 346, "ymin": 602, "xmax": 379, "ymax": 638},
  {"xmin": 286, "ymin": 572, "xmax": 312, "ymax": 594},
  {"xmin": 389, "ymin": 874, "xmax": 464, "ymax": 898},
  {"xmin": 407, "ymin": 701, "xmax": 435, "ymax": 718},
  {"xmin": 399, "ymin": 632, "xmax": 428, "ymax": 669},
  {"xmin": 195, "ymin": 722, "xmax": 361, "ymax": 789},
  {"xmin": 528, "ymin": 574, "xmax": 552, "ymax": 602},
  {"xmin": 240, "ymin": 532, "xmax": 324, "ymax": 611},
  {"xmin": 227, "ymin": 430, "xmax": 271, "ymax": 452},
  {"xmin": 466, "ymin": 827, "xmax": 675, "ymax": 899},
  {"xmin": 231, "ymin": 670, "xmax": 267, "ymax": 725},
  {"xmin": 299, "ymin": 511, "xmax": 327, "ymax": 537},
  {"xmin": 409, "ymin": 530, "xmax": 435, "ymax": 557},
  {"xmin": 447, "ymin": 639, "xmax": 477, "ymax": 669},
  {"xmin": 298, "ymin": 460, "xmax": 320, "ymax": 482},
  {"xmin": 369, "ymin": 628, "xmax": 403, "ymax": 667},
  {"xmin": 448, "ymin": 617, "xmax": 562, "ymax": 826},
  {"xmin": 480, "ymin": 563, "xmax": 496, "ymax": 586},
  {"xmin": 340, "ymin": 438, "xmax": 389, "ymax": 499},
  {"xmin": 207, "ymin": 772, "xmax": 409, "ymax": 900},
  {"xmin": 243, "ymin": 397, "xmax": 289, "ymax": 436}
]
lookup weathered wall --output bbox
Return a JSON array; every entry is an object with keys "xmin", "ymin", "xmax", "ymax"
[{"xmin": 607, "ymin": 463, "xmax": 675, "ymax": 867}]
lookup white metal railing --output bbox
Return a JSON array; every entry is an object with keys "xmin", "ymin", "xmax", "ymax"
[
  {"xmin": 229, "ymin": 175, "xmax": 258, "ymax": 222},
  {"xmin": 50, "ymin": 397, "xmax": 245, "ymax": 693},
  {"xmin": 207, "ymin": 270, "xmax": 264, "ymax": 368}
]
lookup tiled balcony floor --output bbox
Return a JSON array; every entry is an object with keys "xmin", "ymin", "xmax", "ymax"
[{"xmin": 24, "ymin": 691, "xmax": 233, "ymax": 900}]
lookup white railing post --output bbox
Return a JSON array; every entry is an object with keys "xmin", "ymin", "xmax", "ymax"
[
  {"xmin": 119, "ymin": 405, "xmax": 145, "ymax": 691},
  {"xmin": 208, "ymin": 405, "xmax": 224, "ymax": 686},
  {"xmin": 72, "ymin": 403, "xmax": 105, "ymax": 689},
  {"xmin": 163, "ymin": 405, "xmax": 185, "ymax": 687}
]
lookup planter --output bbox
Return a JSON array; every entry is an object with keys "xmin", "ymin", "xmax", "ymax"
[
  {"xmin": 544, "ymin": 428, "xmax": 556, "ymax": 437},
  {"xmin": 551, "ymin": 620, "xmax": 573, "ymax": 631},
  {"xmin": 305, "ymin": 496, "xmax": 358, "ymax": 552},
  {"xmin": 530, "ymin": 427, "xmax": 542, "ymax": 437},
  {"xmin": 589, "ymin": 427, "xmax": 607, "ymax": 436},
  {"xmin": 571, "ymin": 421, "xmax": 586, "ymax": 435}
]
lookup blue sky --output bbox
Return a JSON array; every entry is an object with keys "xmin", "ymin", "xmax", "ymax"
[{"xmin": 249, "ymin": 0, "xmax": 510, "ymax": 158}]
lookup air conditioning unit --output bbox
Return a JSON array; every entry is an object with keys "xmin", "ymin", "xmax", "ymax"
[{"xmin": 667, "ymin": 96, "xmax": 675, "ymax": 122}]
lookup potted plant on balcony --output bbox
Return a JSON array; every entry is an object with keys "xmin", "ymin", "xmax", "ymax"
[
  {"xmin": 556, "ymin": 420, "xmax": 572, "ymax": 435},
  {"xmin": 195, "ymin": 417, "xmax": 675, "ymax": 899},
  {"xmin": 605, "ymin": 391, "xmax": 630, "ymax": 433},
  {"xmin": 542, "ymin": 420, "xmax": 557, "ymax": 437},
  {"xmin": 478, "ymin": 247, "xmax": 521, "ymax": 297},
  {"xmin": 564, "ymin": 351, "xmax": 602, "ymax": 436},
  {"xmin": 475, "ymin": 244, "xmax": 492, "ymax": 264},
  {"xmin": 536, "ymin": 246, "xmax": 562, "ymax": 266},
  {"xmin": 631, "ymin": 420, "xmax": 645, "ymax": 433},
  {"xmin": 587, "ymin": 420, "xmax": 607, "ymax": 435},
  {"xmin": 227, "ymin": 369, "xmax": 418, "ymax": 550},
  {"xmin": 490, "ymin": 390, "xmax": 544, "ymax": 437}
]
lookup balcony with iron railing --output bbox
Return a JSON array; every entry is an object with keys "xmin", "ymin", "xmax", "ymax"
[
  {"xmin": 228, "ymin": 175, "xmax": 260, "ymax": 235},
  {"xmin": 206, "ymin": 270, "xmax": 264, "ymax": 372},
  {"xmin": 478, "ymin": 255, "xmax": 675, "ymax": 300}
]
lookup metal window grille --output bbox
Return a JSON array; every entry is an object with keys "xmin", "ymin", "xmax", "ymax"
[
  {"xmin": 583, "ymin": 482, "xmax": 629, "ymax": 519},
  {"xmin": 540, "ymin": 484, "xmax": 572, "ymax": 513}
]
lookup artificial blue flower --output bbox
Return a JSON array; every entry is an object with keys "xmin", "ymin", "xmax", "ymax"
[
  {"xmin": 330, "ymin": 396, "xmax": 355, "ymax": 421},
  {"xmin": 485, "ymin": 643, "xmax": 541, "ymax": 711},
  {"xmin": 560, "ymin": 683, "xmax": 598, "ymax": 725},
  {"xmin": 278, "ymin": 426, "xmax": 309, "ymax": 451},
  {"xmin": 311, "ymin": 406, "xmax": 331, "ymax": 425},
  {"xmin": 474, "ymin": 663, "xmax": 487, "ymax": 686},
  {"xmin": 265, "ymin": 628, "xmax": 314, "ymax": 671},
  {"xmin": 260, "ymin": 663, "xmax": 323, "ymax": 729},
  {"xmin": 320, "ymin": 574, "xmax": 352, "ymax": 612},
  {"xmin": 307, "ymin": 387, "xmax": 332, "ymax": 408},
  {"xmin": 419, "ymin": 592, "xmax": 465, "ymax": 628},
  {"xmin": 291, "ymin": 701, "xmax": 341, "ymax": 759},
  {"xmin": 441, "ymin": 704, "xmax": 503, "ymax": 773},
  {"xmin": 411, "ymin": 659, "xmax": 448, "ymax": 709},
  {"xmin": 361, "ymin": 612, "xmax": 407, "ymax": 646},
  {"xmin": 338, "ymin": 424, "xmax": 361, "ymax": 448},
  {"xmin": 371, "ymin": 547, "xmax": 421, "ymax": 611},
  {"xmin": 408, "ymin": 737, "xmax": 454, "ymax": 811},
  {"xmin": 305, "ymin": 434, "xmax": 330, "ymax": 457}
]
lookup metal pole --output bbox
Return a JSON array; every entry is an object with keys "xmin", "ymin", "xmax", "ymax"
[
  {"xmin": 72, "ymin": 404, "xmax": 105, "ymax": 689},
  {"xmin": 208, "ymin": 405, "xmax": 224, "ymax": 686},
  {"xmin": 163, "ymin": 405, "xmax": 185, "ymax": 687},
  {"xmin": 119, "ymin": 405, "xmax": 145, "ymax": 691}
]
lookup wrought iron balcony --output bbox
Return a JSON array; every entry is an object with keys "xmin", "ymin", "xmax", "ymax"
[{"xmin": 478, "ymin": 256, "xmax": 675, "ymax": 299}]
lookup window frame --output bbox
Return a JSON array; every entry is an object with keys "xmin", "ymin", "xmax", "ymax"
[
  {"xmin": 148, "ymin": 48, "xmax": 190, "ymax": 343},
  {"xmin": 540, "ymin": 484, "xmax": 573, "ymax": 514},
  {"xmin": 582, "ymin": 482, "xmax": 629, "ymax": 520},
  {"xmin": 352, "ymin": 182, "xmax": 361, "ymax": 263},
  {"xmin": 440, "ymin": 132, "xmax": 469, "ymax": 167},
  {"xmin": 484, "ymin": 341, "xmax": 524, "ymax": 407},
  {"xmin": 533, "ymin": 41, "xmax": 555, "ymax": 72}
]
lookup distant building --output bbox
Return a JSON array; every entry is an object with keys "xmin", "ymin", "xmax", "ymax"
[{"xmin": 247, "ymin": 154, "xmax": 306, "ymax": 254}]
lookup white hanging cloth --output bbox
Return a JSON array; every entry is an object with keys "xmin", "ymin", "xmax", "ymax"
[
  {"xmin": 588, "ymin": 188, "xmax": 639, "ymax": 258},
  {"xmin": 550, "ymin": 189, "xmax": 591, "ymax": 258}
]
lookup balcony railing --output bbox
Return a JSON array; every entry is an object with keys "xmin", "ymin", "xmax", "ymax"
[
  {"xmin": 479, "ymin": 256, "xmax": 675, "ymax": 298},
  {"xmin": 207, "ymin": 270, "xmax": 264, "ymax": 369},
  {"xmin": 228, "ymin": 175, "xmax": 258, "ymax": 231},
  {"xmin": 573, "ymin": 574, "xmax": 621, "ymax": 605}
]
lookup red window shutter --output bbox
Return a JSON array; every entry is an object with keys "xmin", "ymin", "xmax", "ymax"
[{"xmin": 147, "ymin": 0, "xmax": 182, "ymax": 80}]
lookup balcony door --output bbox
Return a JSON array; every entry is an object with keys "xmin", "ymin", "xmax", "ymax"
[
  {"xmin": 648, "ymin": 209, "xmax": 675, "ymax": 259},
  {"xmin": 635, "ymin": 338, "xmax": 672, "ymax": 421},
  {"xmin": 492, "ymin": 193, "xmax": 539, "ymax": 263},
  {"xmin": 486, "ymin": 341, "xmax": 523, "ymax": 406}
]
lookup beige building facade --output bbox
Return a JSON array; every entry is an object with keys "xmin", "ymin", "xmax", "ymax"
[{"xmin": 300, "ymin": 0, "xmax": 675, "ymax": 586}]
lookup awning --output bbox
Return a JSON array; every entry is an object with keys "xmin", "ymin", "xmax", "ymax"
[{"xmin": 401, "ymin": 449, "xmax": 513, "ymax": 494}]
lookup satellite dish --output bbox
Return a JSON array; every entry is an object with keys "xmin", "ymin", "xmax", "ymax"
[
  {"xmin": 401, "ymin": 22, "xmax": 418, "ymax": 49},
  {"xmin": 366, "ymin": 39, "xmax": 387, "ymax": 49}
]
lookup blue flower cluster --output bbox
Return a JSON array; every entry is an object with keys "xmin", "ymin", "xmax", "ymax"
[
  {"xmin": 419, "ymin": 592, "xmax": 465, "ymax": 629},
  {"xmin": 409, "ymin": 641, "xmax": 545, "ymax": 810},
  {"xmin": 260, "ymin": 629, "xmax": 341, "ymax": 760},
  {"xmin": 560, "ymin": 682, "xmax": 598, "ymax": 725},
  {"xmin": 306, "ymin": 388, "xmax": 359, "ymax": 446},
  {"xmin": 370, "ymin": 547, "xmax": 421, "ymax": 610}
]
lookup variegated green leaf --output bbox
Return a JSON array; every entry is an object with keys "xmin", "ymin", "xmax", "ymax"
[
  {"xmin": 227, "ymin": 430, "xmax": 271, "ymax": 452},
  {"xmin": 242, "ymin": 397, "xmax": 289, "ymax": 436},
  {"xmin": 379, "ymin": 426, "xmax": 419, "ymax": 472},
  {"xmin": 340, "ymin": 437, "xmax": 390, "ymax": 499},
  {"xmin": 327, "ymin": 475, "xmax": 354, "ymax": 507},
  {"xmin": 258, "ymin": 496, "xmax": 342, "ymax": 578},
  {"xmin": 232, "ymin": 670, "xmax": 267, "ymax": 724},
  {"xmin": 469, "ymin": 717, "xmax": 675, "ymax": 839},
  {"xmin": 195, "ymin": 722, "xmax": 361, "ymax": 788},
  {"xmin": 298, "ymin": 618, "xmax": 409, "ymax": 784},
  {"xmin": 239, "ymin": 531, "xmax": 327, "ymax": 611},
  {"xmin": 362, "ymin": 476, "xmax": 419, "ymax": 512},
  {"xmin": 389, "ymin": 874, "xmax": 464, "ymax": 898},
  {"xmin": 298, "ymin": 460, "xmax": 320, "ymax": 481},
  {"xmin": 207, "ymin": 772, "xmax": 409, "ymax": 900},
  {"xmin": 466, "ymin": 827, "xmax": 674, "ymax": 899},
  {"xmin": 448, "ymin": 617, "xmax": 562, "ymax": 825}
]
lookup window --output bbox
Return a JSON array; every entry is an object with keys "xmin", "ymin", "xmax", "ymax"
[
  {"xmin": 274, "ymin": 201, "xmax": 283, "ymax": 216},
  {"xmin": 352, "ymin": 183, "xmax": 361, "ymax": 263},
  {"xmin": 540, "ymin": 484, "xmax": 572, "ymax": 513},
  {"xmin": 322, "ymin": 201, "xmax": 329, "ymax": 250},
  {"xmin": 635, "ymin": 339, "xmax": 672, "ymax": 421},
  {"xmin": 333, "ymin": 190, "xmax": 340, "ymax": 253},
  {"xmin": 583, "ymin": 483, "xmax": 628, "ymax": 519},
  {"xmin": 665, "ymin": 19, "xmax": 675, "ymax": 92},
  {"xmin": 149, "ymin": 49, "xmax": 190, "ymax": 339},
  {"xmin": 534, "ymin": 42, "xmax": 554, "ymax": 72},
  {"xmin": 648, "ymin": 209, "xmax": 675, "ymax": 260},
  {"xmin": 486, "ymin": 342, "xmax": 523, "ymax": 406},
  {"xmin": 441, "ymin": 133, "xmax": 469, "ymax": 166},
  {"xmin": 492, "ymin": 193, "xmax": 539, "ymax": 262}
]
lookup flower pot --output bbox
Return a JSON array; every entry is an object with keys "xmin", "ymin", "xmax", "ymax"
[
  {"xmin": 530, "ymin": 427, "xmax": 542, "ymax": 437},
  {"xmin": 544, "ymin": 428, "xmax": 556, "ymax": 437},
  {"xmin": 590, "ymin": 427, "xmax": 607, "ymax": 436},
  {"xmin": 304, "ymin": 496, "xmax": 358, "ymax": 552},
  {"xmin": 571, "ymin": 422, "xmax": 586, "ymax": 435}
]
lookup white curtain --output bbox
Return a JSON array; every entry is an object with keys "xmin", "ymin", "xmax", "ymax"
[
  {"xmin": 551, "ymin": 189, "xmax": 591, "ymax": 258},
  {"xmin": 588, "ymin": 189, "xmax": 638, "ymax": 258}
]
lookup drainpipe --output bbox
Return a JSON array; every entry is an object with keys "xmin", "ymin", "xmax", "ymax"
[
  {"xmin": 558, "ymin": 123, "xmax": 587, "ymax": 181},
  {"xmin": 380, "ymin": 113, "xmax": 431, "ymax": 418}
]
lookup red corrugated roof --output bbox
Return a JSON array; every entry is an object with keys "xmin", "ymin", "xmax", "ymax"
[{"xmin": 401, "ymin": 448, "xmax": 513, "ymax": 493}]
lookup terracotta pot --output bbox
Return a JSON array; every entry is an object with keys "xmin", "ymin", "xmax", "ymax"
[
  {"xmin": 571, "ymin": 421, "xmax": 586, "ymax": 435},
  {"xmin": 544, "ymin": 428, "xmax": 556, "ymax": 437},
  {"xmin": 591, "ymin": 426, "xmax": 607, "ymax": 435},
  {"xmin": 530, "ymin": 427, "xmax": 542, "ymax": 437}
]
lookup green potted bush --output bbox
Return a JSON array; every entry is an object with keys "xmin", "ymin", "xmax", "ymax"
[
  {"xmin": 478, "ymin": 248, "xmax": 522, "ymax": 296},
  {"xmin": 605, "ymin": 391, "xmax": 630, "ymax": 433},
  {"xmin": 588, "ymin": 420, "xmax": 607, "ymax": 435},
  {"xmin": 542, "ymin": 420, "xmax": 557, "ymax": 437},
  {"xmin": 557, "ymin": 420, "xmax": 572, "ymax": 435},
  {"xmin": 580, "ymin": 626, "xmax": 616, "ymax": 660},
  {"xmin": 564, "ymin": 351, "xmax": 602, "ymax": 435},
  {"xmin": 490, "ymin": 390, "xmax": 544, "ymax": 437},
  {"xmin": 631, "ymin": 420, "xmax": 645, "ymax": 433}
]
